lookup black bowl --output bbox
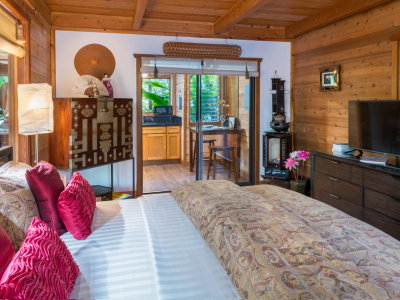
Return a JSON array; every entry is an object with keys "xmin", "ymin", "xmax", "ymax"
[{"xmin": 270, "ymin": 121, "xmax": 290, "ymax": 132}]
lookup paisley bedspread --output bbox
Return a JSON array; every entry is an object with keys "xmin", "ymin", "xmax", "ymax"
[{"xmin": 171, "ymin": 180, "xmax": 400, "ymax": 300}]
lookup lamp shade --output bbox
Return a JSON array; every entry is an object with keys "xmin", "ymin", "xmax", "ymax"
[{"xmin": 18, "ymin": 83, "xmax": 53, "ymax": 135}]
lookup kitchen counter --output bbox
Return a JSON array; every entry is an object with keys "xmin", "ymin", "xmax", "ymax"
[
  {"xmin": 142, "ymin": 123, "xmax": 182, "ymax": 127},
  {"xmin": 142, "ymin": 115, "xmax": 182, "ymax": 127}
]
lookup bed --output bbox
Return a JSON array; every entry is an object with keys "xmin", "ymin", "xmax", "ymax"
[{"xmin": 171, "ymin": 180, "xmax": 400, "ymax": 299}]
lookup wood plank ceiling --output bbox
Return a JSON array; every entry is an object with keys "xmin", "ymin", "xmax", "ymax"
[{"xmin": 44, "ymin": 0, "xmax": 392, "ymax": 40}]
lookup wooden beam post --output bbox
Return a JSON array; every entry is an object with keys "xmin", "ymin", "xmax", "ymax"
[
  {"xmin": 285, "ymin": 0, "xmax": 392, "ymax": 38},
  {"xmin": 214, "ymin": 0, "xmax": 273, "ymax": 35},
  {"xmin": 392, "ymin": 41, "xmax": 399, "ymax": 100},
  {"xmin": 132, "ymin": 0, "xmax": 149, "ymax": 30}
]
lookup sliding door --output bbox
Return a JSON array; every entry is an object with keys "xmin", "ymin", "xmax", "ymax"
[{"xmin": 195, "ymin": 75, "xmax": 255, "ymax": 185}]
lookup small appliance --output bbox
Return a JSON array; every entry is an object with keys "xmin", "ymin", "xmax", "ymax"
[{"xmin": 154, "ymin": 105, "xmax": 173, "ymax": 115}]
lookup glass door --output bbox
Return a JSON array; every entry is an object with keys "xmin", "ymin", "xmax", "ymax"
[{"xmin": 194, "ymin": 75, "xmax": 255, "ymax": 185}]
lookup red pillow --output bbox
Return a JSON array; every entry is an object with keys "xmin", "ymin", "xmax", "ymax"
[
  {"xmin": 0, "ymin": 226, "xmax": 14, "ymax": 278},
  {"xmin": 58, "ymin": 172, "xmax": 96, "ymax": 240},
  {"xmin": 0, "ymin": 217, "xmax": 79, "ymax": 299},
  {"xmin": 25, "ymin": 161, "xmax": 67, "ymax": 235}
]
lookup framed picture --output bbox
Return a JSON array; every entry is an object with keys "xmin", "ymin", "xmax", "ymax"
[{"xmin": 319, "ymin": 65, "xmax": 339, "ymax": 91}]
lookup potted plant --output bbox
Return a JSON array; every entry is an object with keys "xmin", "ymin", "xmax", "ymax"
[
  {"xmin": 284, "ymin": 150, "xmax": 310, "ymax": 194},
  {"xmin": 219, "ymin": 99, "xmax": 230, "ymax": 127}
]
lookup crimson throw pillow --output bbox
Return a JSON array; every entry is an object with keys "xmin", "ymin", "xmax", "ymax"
[
  {"xmin": 25, "ymin": 161, "xmax": 67, "ymax": 235},
  {"xmin": 58, "ymin": 172, "xmax": 96, "ymax": 240},
  {"xmin": 0, "ymin": 225, "xmax": 14, "ymax": 279},
  {"xmin": 0, "ymin": 217, "xmax": 79, "ymax": 299}
]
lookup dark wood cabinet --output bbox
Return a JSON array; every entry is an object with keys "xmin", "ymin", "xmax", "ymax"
[
  {"xmin": 49, "ymin": 98, "xmax": 133, "ymax": 170},
  {"xmin": 311, "ymin": 150, "xmax": 400, "ymax": 241}
]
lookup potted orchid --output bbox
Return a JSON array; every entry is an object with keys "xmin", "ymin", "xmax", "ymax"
[{"xmin": 284, "ymin": 150, "xmax": 310, "ymax": 194}]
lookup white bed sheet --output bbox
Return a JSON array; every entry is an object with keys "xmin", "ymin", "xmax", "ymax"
[{"xmin": 61, "ymin": 195, "xmax": 240, "ymax": 300}]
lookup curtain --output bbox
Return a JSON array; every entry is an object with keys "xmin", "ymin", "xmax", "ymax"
[
  {"xmin": 0, "ymin": 9, "xmax": 26, "ymax": 58},
  {"xmin": 140, "ymin": 57, "xmax": 259, "ymax": 77}
]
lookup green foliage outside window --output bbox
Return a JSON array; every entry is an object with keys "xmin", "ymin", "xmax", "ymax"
[
  {"xmin": 190, "ymin": 75, "xmax": 219, "ymax": 123},
  {"xmin": 0, "ymin": 76, "xmax": 7, "ymax": 89},
  {"xmin": 142, "ymin": 79, "xmax": 170, "ymax": 112}
]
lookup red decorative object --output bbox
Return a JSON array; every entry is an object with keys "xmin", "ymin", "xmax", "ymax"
[
  {"xmin": 25, "ymin": 161, "xmax": 67, "ymax": 235},
  {"xmin": 0, "ymin": 226, "xmax": 14, "ymax": 278},
  {"xmin": 58, "ymin": 172, "xmax": 96, "ymax": 240},
  {"xmin": 0, "ymin": 218, "xmax": 79, "ymax": 299}
]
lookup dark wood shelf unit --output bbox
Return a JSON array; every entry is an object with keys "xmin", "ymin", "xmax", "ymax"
[{"xmin": 311, "ymin": 150, "xmax": 400, "ymax": 241}]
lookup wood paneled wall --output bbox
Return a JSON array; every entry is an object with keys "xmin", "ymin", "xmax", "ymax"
[
  {"xmin": 292, "ymin": 0, "xmax": 400, "ymax": 178},
  {"xmin": 175, "ymin": 74, "xmax": 186, "ymax": 164}
]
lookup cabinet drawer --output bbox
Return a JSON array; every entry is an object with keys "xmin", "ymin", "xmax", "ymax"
[
  {"xmin": 363, "ymin": 208, "xmax": 400, "ymax": 241},
  {"xmin": 364, "ymin": 170, "xmax": 400, "ymax": 199},
  {"xmin": 313, "ymin": 171, "xmax": 362, "ymax": 206},
  {"xmin": 167, "ymin": 126, "xmax": 180, "ymax": 133},
  {"xmin": 314, "ymin": 156, "xmax": 351, "ymax": 181},
  {"xmin": 143, "ymin": 127, "xmax": 166, "ymax": 134},
  {"xmin": 314, "ymin": 188, "xmax": 363, "ymax": 220},
  {"xmin": 365, "ymin": 189, "xmax": 400, "ymax": 220}
]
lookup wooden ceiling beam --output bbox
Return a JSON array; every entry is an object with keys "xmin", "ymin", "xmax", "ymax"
[
  {"xmin": 132, "ymin": 0, "xmax": 149, "ymax": 30},
  {"xmin": 52, "ymin": 13, "xmax": 289, "ymax": 41},
  {"xmin": 214, "ymin": 0, "xmax": 273, "ymax": 35},
  {"xmin": 285, "ymin": 0, "xmax": 392, "ymax": 38}
]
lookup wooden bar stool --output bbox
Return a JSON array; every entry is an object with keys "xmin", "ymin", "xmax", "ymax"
[
  {"xmin": 207, "ymin": 146, "xmax": 238, "ymax": 182},
  {"xmin": 192, "ymin": 138, "xmax": 217, "ymax": 167}
]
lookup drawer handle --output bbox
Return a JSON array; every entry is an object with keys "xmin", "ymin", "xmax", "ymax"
[
  {"xmin": 389, "ymin": 217, "xmax": 400, "ymax": 225},
  {"xmin": 330, "ymin": 160, "xmax": 339, "ymax": 164},
  {"xmin": 391, "ymin": 174, "xmax": 400, "ymax": 181},
  {"xmin": 330, "ymin": 194, "xmax": 341, "ymax": 199},
  {"xmin": 390, "ymin": 196, "xmax": 400, "ymax": 203},
  {"xmin": 329, "ymin": 177, "xmax": 340, "ymax": 182}
]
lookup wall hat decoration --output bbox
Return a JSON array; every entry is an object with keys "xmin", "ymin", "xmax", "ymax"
[{"xmin": 74, "ymin": 44, "xmax": 116, "ymax": 80}]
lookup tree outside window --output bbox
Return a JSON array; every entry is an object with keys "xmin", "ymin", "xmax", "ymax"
[
  {"xmin": 142, "ymin": 78, "xmax": 170, "ymax": 112},
  {"xmin": 190, "ymin": 75, "xmax": 219, "ymax": 123}
]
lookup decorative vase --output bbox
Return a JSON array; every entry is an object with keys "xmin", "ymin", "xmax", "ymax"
[{"xmin": 289, "ymin": 179, "xmax": 307, "ymax": 195}]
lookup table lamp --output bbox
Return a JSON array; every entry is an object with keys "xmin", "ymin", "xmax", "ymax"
[{"xmin": 18, "ymin": 83, "xmax": 53, "ymax": 164}]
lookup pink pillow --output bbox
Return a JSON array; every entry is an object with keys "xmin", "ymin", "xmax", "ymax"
[
  {"xmin": 0, "ymin": 226, "xmax": 14, "ymax": 278},
  {"xmin": 0, "ymin": 217, "xmax": 79, "ymax": 299},
  {"xmin": 25, "ymin": 161, "xmax": 67, "ymax": 235},
  {"xmin": 58, "ymin": 172, "xmax": 96, "ymax": 240}
]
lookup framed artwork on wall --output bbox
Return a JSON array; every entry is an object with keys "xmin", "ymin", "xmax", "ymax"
[{"xmin": 319, "ymin": 65, "xmax": 339, "ymax": 91}]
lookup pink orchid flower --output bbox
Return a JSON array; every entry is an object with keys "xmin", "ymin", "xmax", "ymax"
[
  {"xmin": 296, "ymin": 151, "xmax": 310, "ymax": 161},
  {"xmin": 284, "ymin": 158, "xmax": 299, "ymax": 171}
]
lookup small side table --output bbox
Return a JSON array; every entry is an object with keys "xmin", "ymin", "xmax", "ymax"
[
  {"xmin": 260, "ymin": 175, "xmax": 289, "ymax": 189},
  {"xmin": 59, "ymin": 157, "xmax": 135, "ymax": 201}
]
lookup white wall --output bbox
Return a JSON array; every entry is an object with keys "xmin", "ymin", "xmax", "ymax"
[{"xmin": 55, "ymin": 31, "xmax": 291, "ymax": 191}]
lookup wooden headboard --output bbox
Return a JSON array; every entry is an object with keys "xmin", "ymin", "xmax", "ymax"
[{"xmin": 0, "ymin": 146, "xmax": 13, "ymax": 167}]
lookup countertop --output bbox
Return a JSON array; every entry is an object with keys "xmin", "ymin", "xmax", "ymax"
[{"xmin": 142, "ymin": 123, "xmax": 182, "ymax": 127}]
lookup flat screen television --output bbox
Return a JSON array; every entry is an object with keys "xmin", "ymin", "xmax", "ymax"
[{"xmin": 349, "ymin": 101, "xmax": 400, "ymax": 156}]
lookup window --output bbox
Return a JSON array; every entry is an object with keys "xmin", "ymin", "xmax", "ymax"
[
  {"xmin": 190, "ymin": 75, "xmax": 219, "ymax": 123},
  {"xmin": 0, "ymin": 50, "xmax": 10, "ymax": 148},
  {"xmin": 141, "ymin": 78, "xmax": 170, "ymax": 112}
]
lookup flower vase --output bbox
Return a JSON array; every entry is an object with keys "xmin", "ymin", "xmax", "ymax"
[{"xmin": 289, "ymin": 179, "xmax": 307, "ymax": 195}]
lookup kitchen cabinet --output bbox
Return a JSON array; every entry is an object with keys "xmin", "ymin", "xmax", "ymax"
[{"xmin": 143, "ymin": 126, "xmax": 181, "ymax": 161}]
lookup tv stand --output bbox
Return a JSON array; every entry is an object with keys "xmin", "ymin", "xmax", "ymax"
[
  {"xmin": 344, "ymin": 149, "xmax": 363, "ymax": 159},
  {"xmin": 311, "ymin": 150, "xmax": 400, "ymax": 241}
]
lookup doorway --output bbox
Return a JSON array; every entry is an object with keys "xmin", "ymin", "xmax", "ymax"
[{"xmin": 135, "ymin": 55, "xmax": 261, "ymax": 197}]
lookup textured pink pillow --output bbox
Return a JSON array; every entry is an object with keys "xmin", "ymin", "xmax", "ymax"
[
  {"xmin": 0, "ymin": 226, "xmax": 14, "ymax": 278},
  {"xmin": 58, "ymin": 172, "xmax": 96, "ymax": 240},
  {"xmin": 25, "ymin": 161, "xmax": 67, "ymax": 235},
  {"xmin": 0, "ymin": 217, "xmax": 79, "ymax": 299}
]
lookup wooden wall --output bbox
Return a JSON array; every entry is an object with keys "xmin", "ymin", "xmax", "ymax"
[
  {"xmin": 3, "ymin": 0, "xmax": 52, "ymax": 165},
  {"xmin": 292, "ymin": 0, "xmax": 400, "ymax": 178},
  {"xmin": 175, "ymin": 74, "xmax": 186, "ymax": 164},
  {"xmin": 238, "ymin": 76, "xmax": 250, "ymax": 180}
]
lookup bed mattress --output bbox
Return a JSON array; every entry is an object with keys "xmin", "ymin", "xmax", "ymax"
[{"xmin": 61, "ymin": 195, "xmax": 240, "ymax": 300}]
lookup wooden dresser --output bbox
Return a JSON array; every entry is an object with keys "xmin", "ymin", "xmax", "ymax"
[{"xmin": 311, "ymin": 150, "xmax": 400, "ymax": 241}]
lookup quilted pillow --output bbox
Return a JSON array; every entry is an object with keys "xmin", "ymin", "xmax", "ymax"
[
  {"xmin": 58, "ymin": 172, "xmax": 96, "ymax": 240},
  {"xmin": 0, "ymin": 225, "xmax": 14, "ymax": 278},
  {"xmin": 0, "ymin": 161, "xmax": 41, "ymax": 251},
  {"xmin": 0, "ymin": 217, "xmax": 79, "ymax": 299},
  {"xmin": 25, "ymin": 161, "xmax": 67, "ymax": 235}
]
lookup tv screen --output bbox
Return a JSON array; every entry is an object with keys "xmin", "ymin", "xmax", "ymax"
[{"xmin": 349, "ymin": 101, "xmax": 400, "ymax": 156}]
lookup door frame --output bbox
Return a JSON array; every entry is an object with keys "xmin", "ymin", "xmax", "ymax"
[{"xmin": 134, "ymin": 54, "xmax": 261, "ymax": 197}]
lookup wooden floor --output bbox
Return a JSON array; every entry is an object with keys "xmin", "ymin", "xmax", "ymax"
[{"xmin": 143, "ymin": 161, "xmax": 248, "ymax": 193}]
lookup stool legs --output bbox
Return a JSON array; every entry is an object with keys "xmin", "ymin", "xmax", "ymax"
[
  {"xmin": 233, "ymin": 148, "xmax": 238, "ymax": 183},
  {"xmin": 213, "ymin": 151, "xmax": 217, "ymax": 180},
  {"xmin": 207, "ymin": 148, "xmax": 213, "ymax": 180}
]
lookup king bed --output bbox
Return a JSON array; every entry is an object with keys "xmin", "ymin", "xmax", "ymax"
[{"xmin": 62, "ymin": 180, "xmax": 400, "ymax": 299}]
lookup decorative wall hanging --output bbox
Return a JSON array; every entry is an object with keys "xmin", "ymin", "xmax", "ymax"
[
  {"xmin": 74, "ymin": 44, "xmax": 116, "ymax": 80},
  {"xmin": 163, "ymin": 42, "xmax": 242, "ymax": 58},
  {"xmin": 72, "ymin": 75, "xmax": 109, "ymax": 97},
  {"xmin": 319, "ymin": 65, "xmax": 339, "ymax": 91}
]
